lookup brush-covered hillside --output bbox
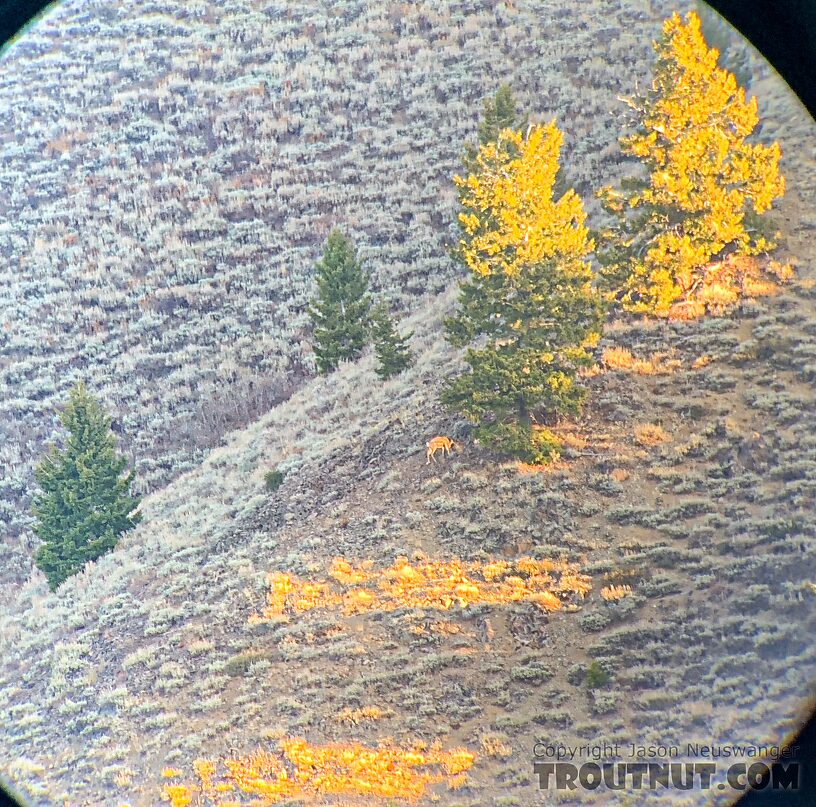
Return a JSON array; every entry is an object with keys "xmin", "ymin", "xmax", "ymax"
[
  {"xmin": 1, "ymin": 0, "xmax": 816, "ymax": 805},
  {"xmin": 0, "ymin": 0, "xmax": 680, "ymax": 594}
]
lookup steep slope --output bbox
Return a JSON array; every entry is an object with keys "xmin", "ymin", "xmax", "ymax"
[
  {"xmin": 2, "ymin": 165, "xmax": 816, "ymax": 805},
  {"xmin": 0, "ymin": 0, "xmax": 681, "ymax": 593}
]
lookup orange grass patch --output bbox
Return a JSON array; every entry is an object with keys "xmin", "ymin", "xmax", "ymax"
[
  {"xmin": 335, "ymin": 706, "xmax": 385, "ymax": 725},
  {"xmin": 667, "ymin": 256, "xmax": 794, "ymax": 320},
  {"xmin": 634, "ymin": 423, "xmax": 669, "ymax": 447},
  {"xmin": 601, "ymin": 347, "xmax": 681, "ymax": 375},
  {"xmin": 160, "ymin": 739, "xmax": 475, "ymax": 804},
  {"xmin": 249, "ymin": 557, "xmax": 591, "ymax": 624},
  {"xmin": 601, "ymin": 584, "xmax": 633, "ymax": 601},
  {"xmin": 516, "ymin": 460, "xmax": 568, "ymax": 474}
]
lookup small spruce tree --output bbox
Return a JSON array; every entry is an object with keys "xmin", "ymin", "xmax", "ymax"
[
  {"xmin": 597, "ymin": 11, "xmax": 785, "ymax": 316},
  {"xmin": 443, "ymin": 123, "xmax": 603, "ymax": 464},
  {"xmin": 33, "ymin": 383, "xmax": 141, "ymax": 591},
  {"xmin": 477, "ymin": 84, "xmax": 528, "ymax": 147},
  {"xmin": 308, "ymin": 229, "xmax": 372, "ymax": 374},
  {"xmin": 371, "ymin": 302, "xmax": 413, "ymax": 379}
]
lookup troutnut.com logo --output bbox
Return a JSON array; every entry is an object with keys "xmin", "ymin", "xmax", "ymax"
[{"xmin": 532, "ymin": 742, "xmax": 801, "ymax": 792}]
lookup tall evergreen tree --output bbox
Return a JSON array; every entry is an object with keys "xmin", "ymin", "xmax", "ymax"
[
  {"xmin": 463, "ymin": 85, "xmax": 528, "ymax": 172},
  {"xmin": 33, "ymin": 383, "xmax": 141, "ymax": 591},
  {"xmin": 371, "ymin": 302, "xmax": 413, "ymax": 380},
  {"xmin": 443, "ymin": 123, "xmax": 603, "ymax": 464},
  {"xmin": 308, "ymin": 229, "xmax": 372, "ymax": 374},
  {"xmin": 596, "ymin": 11, "xmax": 785, "ymax": 316},
  {"xmin": 477, "ymin": 84, "xmax": 528, "ymax": 147}
]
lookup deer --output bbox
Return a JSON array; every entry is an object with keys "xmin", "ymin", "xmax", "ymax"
[{"xmin": 426, "ymin": 436, "xmax": 457, "ymax": 464}]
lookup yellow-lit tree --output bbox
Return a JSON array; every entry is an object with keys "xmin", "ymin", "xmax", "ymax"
[
  {"xmin": 443, "ymin": 123, "xmax": 602, "ymax": 464},
  {"xmin": 597, "ymin": 10, "xmax": 785, "ymax": 316}
]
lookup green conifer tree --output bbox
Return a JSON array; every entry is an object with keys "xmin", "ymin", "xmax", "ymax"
[
  {"xmin": 464, "ymin": 85, "xmax": 528, "ymax": 172},
  {"xmin": 477, "ymin": 84, "xmax": 528, "ymax": 147},
  {"xmin": 308, "ymin": 229, "xmax": 372, "ymax": 374},
  {"xmin": 33, "ymin": 383, "xmax": 141, "ymax": 591},
  {"xmin": 371, "ymin": 302, "xmax": 413, "ymax": 379},
  {"xmin": 443, "ymin": 124, "xmax": 603, "ymax": 464}
]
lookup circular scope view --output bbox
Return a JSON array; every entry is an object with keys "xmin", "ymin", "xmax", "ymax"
[{"xmin": 0, "ymin": 0, "xmax": 814, "ymax": 804}]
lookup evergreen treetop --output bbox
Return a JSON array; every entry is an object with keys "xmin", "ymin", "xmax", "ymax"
[
  {"xmin": 477, "ymin": 84, "xmax": 529, "ymax": 146},
  {"xmin": 371, "ymin": 302, "xmax": 413, "ymax": 380},
  {"xmin": 464, "ymin": 84, "xmax": 529, "ymax": 173}
]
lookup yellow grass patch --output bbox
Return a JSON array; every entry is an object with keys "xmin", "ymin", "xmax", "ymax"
[
  {"xmin": 160, "ymin": 739, "xmax": 475, "ymax": 804},
  {"xmin": 634, "ymin": 423, "xmax": 669, "ymax": 447},
  {"xmin": 335, "ymin": 705, "xmax": 385, "ymax": 725},
  {"xmin": 601, "ymin": 584, "xmax": 632, "ymax": 601},
  {"xmin": 668, "ymin": 299, "xmax": 707, "ymax": 320},
  {"xmin": 667, "ymin": 256, "xmax": 794, "ymax": 319},
  {"xmin": 554, "ymin": 429, "xmax": 589, "ymax": 449},
  {"xmin": 249, "ymin": 557, "xmax": 592, "ymax": 623},
  {"xmin": 408, "ymin": 619, "xmax": 462, "ymax": 637},
  {"xmin": 578, "ymin": 363, "xmax": 602, "ymax": 378},
  {"xmin": 601, "ymin": 347, "xmax": 680, "ymax": 375},
  {"xmin": 516, "ymin": 460, "xmax": 568, "ymax": 474},
  {"xmin": 480, "ymin": 733, "xmax": 513, "ymax": 758},
  {"xmin": 160, "ymin": 784, "xmax": 192, "ymax": 806}
]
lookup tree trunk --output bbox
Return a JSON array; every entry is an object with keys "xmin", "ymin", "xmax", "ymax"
[{"xmin": 517, "ymin": 398, "xmax": 531, "ymax": 429}]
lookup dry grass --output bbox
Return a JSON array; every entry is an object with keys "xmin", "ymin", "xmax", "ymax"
[
  {"xmin": 601, "ymin": 347, "xmax": 681, "ymax": 375},
  {"xmin": 600, "ymin": 584, "xmax": 632, "ymax": 601},
  {"xmin": 479, "ymin": 733, "xmax": 514, "ymax": 759},
  {"xmin": 334, "ymin": 706, "xmax": 385, "ymax": 725},
  {"xmin": 634, "ymin": 423, "xmax": 670, "ymax": 447},
  {"xmin": 667, "ymin": 255, "xmax": 795, "ymax": 319},
  {"xmin": 249, "ymin": 556, "xmax": 592, "ymax": 623}
]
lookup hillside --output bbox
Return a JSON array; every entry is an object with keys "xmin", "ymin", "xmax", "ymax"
[
  {"xmin": 2, "ymin": 0, "xmax": 816, "ymax": 805},
  {"xmin": 0, "ymin": 0, "xmax": 681, "ymax": 595}
]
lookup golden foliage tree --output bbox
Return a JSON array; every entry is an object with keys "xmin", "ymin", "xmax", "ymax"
[
  {"xmin": 597, "ymin": 10, "xmax": 785, "ymax": 316},
  {"xmin": 443, "ymin": 123, "xmax": 602, "ymax": 464}
]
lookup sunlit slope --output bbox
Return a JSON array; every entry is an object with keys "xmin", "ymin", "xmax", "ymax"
[{"xmin": 0, "ymin": 0, "xmax": 682, "ymax": 591}]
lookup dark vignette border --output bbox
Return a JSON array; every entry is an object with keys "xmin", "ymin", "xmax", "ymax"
[{"xmin": 0, "ymin": 0, "xmax": 812, "ymax": 805}]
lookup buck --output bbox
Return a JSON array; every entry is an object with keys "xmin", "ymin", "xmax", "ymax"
[{"xmin": 426, "ymin": 436, "xmax": 457, "ymax": 464}]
